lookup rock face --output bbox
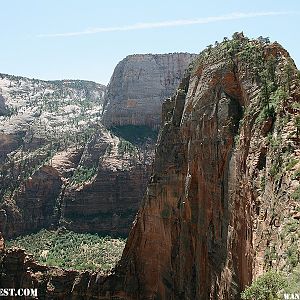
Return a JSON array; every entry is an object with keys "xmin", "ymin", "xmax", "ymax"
[
  {"xmin": 0, "ymin": 166, "xmax": 62, "ymax": 238},
  {"xmin": 0, "ymin": 133, "xmax": 23, "ymax": 163},
  {"xmin": 111, "ymin": 38, "xmax": 300, "ymax": 299},
  {"xmin": 102, "ymin": 53, "xmax": 197, "ymax": 129},
  {"xmin": 0, "ymin": 75, "xmax": 107, "ymax": 238},
  {"xmin": 0, "ymin": 124, "xmax": 153, "ymax": 239},
  {"xmin": 60, "ymin": 129, "xmax": 153, "ymax": 236},
  {"xmin": 1, "ymin": 53, "xmax": 196, "ymax": 239},
  {"xmin": 1, "ymin": 37, "xmax": 300, "ymax": 299}
]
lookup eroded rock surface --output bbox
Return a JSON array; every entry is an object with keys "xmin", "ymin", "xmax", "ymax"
[
  {"xmin": 60, "ymin": 129, "xmax": 153, "ymax": 236},
  {"xmin": 1, "ymin": 166, "xmax": 62, "ymax": 238},
  {"xmin": 1, "ymin": 37, "xmax": 300, "ymax": 299},
  {"xmin": 102, "ymin": 53, "xmax": 197, "ymax": 129},
  {"xmin": 1, "ymin": 52, "xmax": 195, "ymax": 238},
  {"xmin": 112, "ymin": 37, "xmax": 300, "ymax": 299}
]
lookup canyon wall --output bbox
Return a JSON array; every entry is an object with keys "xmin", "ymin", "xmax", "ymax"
[
  {"xmin": 60, "ymin": 129, "xmax": 153, "ymax": 237},
  {"xmin": 1, "ymin": 52, "xmax": 195, "ymax": 239},
  {"xmin": 102, "ymin": 53, "xmax": 197, "ymax": 129},
  {"xmin": 0, "ymin": 76, "xmax": 106, "ymax": 238},
  {"xmin": 60, "ymin": 53, "xmax": 196, "ymax": 236},
  {"xmin": 0, "ymin": 126, "xmax": 153, "ymax": 238},
  {"xmin": 111, "ymin": 37, "xmax": 300, "ymax": 299},
  {"xmin": 1, "ymin": 37, "xmax": 300, "ymax": 299}
]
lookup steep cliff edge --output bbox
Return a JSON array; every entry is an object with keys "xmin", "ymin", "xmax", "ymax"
[
  {"xmin": 102, "ymin": 53, "xmax": 197, "ymax": 129},
  {"xmin": 114, "ymin": 35, "xmax": 300, "ymax": 299},
  {"xmin": 1, "ymin": 35, "xmax": 300, "ymax": 299}
]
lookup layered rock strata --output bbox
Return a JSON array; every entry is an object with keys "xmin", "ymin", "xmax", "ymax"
[
  {"xmin": 0, "ymin": 126, "xmax": 153, "ymax": 238},
  {"xmin": 102, "ymin": 53, "xmax": 197, "ymax": 129},
  {"xmin": 1, "ymin": 52, "xmax": 195, "ymax": 238},
  {"xmin": 60, "ymin": 130, "xmax": 153, "ymax": 236}
]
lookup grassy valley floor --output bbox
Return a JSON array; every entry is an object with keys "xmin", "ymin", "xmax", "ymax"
[{"xmin": 6, "ymin": 228, "xmax": 126, "ymax": 272}]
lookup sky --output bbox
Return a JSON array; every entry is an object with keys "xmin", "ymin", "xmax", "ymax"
[{"xmin": 0, "ymin": 0, "xmax": 299, "ymax": 85}]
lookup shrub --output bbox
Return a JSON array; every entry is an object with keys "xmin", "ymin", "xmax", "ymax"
[
  {"xmin": 71, "ymin": 166, "xmax": 97, "ymax": 185},
  {"xmin": 241, "ymin": 271, "xmax": 287, "ymax": 300},
  {"xmin": 286, "ymin": 158, "xmax": 299, "ymax": 171},
  {"xmin": 257, "ymin": 104, "xmax": 276, "ymax": 123},
  {"xmin": 117, "ymin": 139, "xmax": 137, "ymax": 155},
  {"xmin": 295, "ymin": 116, "xmax": 300, "ymax": 138},
  {"xmin": 291, "ymin": 186, "xmax": 300, "ymax": 201},
  {"xmin": 292, "ymin": 168, "xmax": 300, "ymax": 180},
  {"xmin": 285, "ymin": 266, "xmax": 300, "ymax": 293}
]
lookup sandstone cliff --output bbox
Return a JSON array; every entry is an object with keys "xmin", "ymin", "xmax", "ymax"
[
  {"xmin": 60, "ymin": 127, "xmax": 153, "ymax": 236},
  {"xmin": 0, "ymin": 124, "xmax": 153, "ymax": 238},
  {"xmin": 102, "ymin": 53, "xmax": 197, "ymax": 129},
  {"xmin": 112, "ymin": 36, "xmax": 300, "ymax": 299},
  {"xmin": 1, "ymin": 36, "xmax": 300, "ymax": 299},
  {"xmin": 1, "ymin": 51, "xmax": 195, "ymax": 238}
]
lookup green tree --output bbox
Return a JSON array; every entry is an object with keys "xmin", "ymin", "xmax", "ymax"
[{"xmin": 241, "ymin": 271, "xmax": 287, "ymax": 300}]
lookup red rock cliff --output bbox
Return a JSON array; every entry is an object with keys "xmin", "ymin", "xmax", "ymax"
[
  {"xmin": 108, "ymin": 37, "xmax": 300, "ymax": 299},
  {"xmin": 1, "ymin": 37, "xmax": 300, "ymax": 300}
]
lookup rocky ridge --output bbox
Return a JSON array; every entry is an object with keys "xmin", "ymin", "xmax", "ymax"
[
  {"xmin": 113, "ymin": 36, "xmax": 300, "ymax": 299},
  {"xmin": 0, "ymin": 75, "xmax": 105, "ymax": 138}
]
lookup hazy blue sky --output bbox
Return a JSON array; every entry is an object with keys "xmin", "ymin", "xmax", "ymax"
[{"xmin": 0, "ymin": 1, "xmax": 299, "ymax": 84}]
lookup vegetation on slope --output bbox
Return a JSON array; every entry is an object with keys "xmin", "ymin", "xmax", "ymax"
[
  {"xmin": 6, "ymin": 229, "xmax": 126, "ymax": 272},
  {"xmin": 0, "ymin": 74, "xmax": 106, "ymax": 202},
  {"xmin": 241, "ymin": 268, "xmax": 300, "ymax": 299},
  {"xmin": 70, "ymin": 165, "xmax": 98, "ymax": 185}
]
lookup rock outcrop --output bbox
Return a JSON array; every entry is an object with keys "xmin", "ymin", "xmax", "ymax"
[
  {"xmin": 60, "ymin": 129, "xmax": 153, "ymax": 236},
  {"xmin": 102, "ymin": 53, "xmax": 197, "ymax": 129},
  {"xmin": 0, "ymin": 166, "xmax": 62, "ymax": 238},
  {"xmin": 111, "ymin": 37, "xmax": 300, "ymax": 299},
  {"xmin": 1, "ymin": 36, "xmax": 300, "ymax": 299}
]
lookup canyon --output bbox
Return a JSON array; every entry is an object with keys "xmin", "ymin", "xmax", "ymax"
[
  {"xmin": 1, "ymin": 35, "xmax": 300, "ymax": 299},
  {"xmin": 0, "ymin": 53, "xmax": 195, "ymax": 238}
]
